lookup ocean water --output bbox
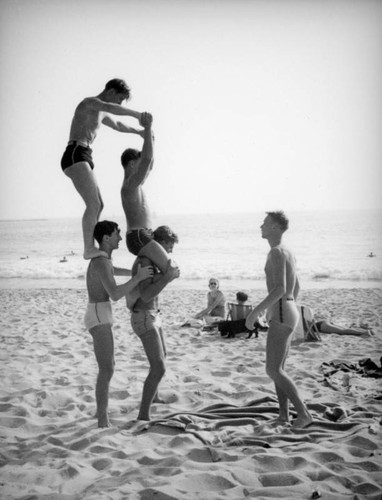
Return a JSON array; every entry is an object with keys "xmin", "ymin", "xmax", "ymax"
[{"xmin": 0, "ymin": 210, "xmax": 381, "ymax": 290}]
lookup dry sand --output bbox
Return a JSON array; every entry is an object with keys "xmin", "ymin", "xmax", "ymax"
[{"xmin": 0, "ymin": 287, "xmax": 381, "ymax": 500}]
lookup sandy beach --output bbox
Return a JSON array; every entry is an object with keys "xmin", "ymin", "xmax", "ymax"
[{"xmin": 1, "ymin": 286, "xmax": 381, "ymax": 499}]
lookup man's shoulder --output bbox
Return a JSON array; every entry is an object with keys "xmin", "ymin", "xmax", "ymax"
[{"xmin": 90, "ymin": 256, "xmax": 112, "ymax": 270}]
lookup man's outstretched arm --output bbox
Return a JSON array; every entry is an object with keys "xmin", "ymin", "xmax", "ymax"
[
  {"xmin": 131, "ymin": 113, "xmax": 155, "ymax": 185},
  {"xmin": 102, "ymin": 115, "xmax": 144, "ymax": 135}
]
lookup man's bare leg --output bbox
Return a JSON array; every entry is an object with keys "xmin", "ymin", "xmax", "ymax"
[
  {"xmin": 64, "ymin": 162, "xmax": 107, "ymax": 259},
  {"xmin": 139, "ymin": 240, "xmax": 173, "ymax": 274},
  {"xmin": 137, "ymin": 327, "xmax": 166, "ymax": 420},
  {"xmin": 90, "ymin": 324, "xmax": 115, "ymax": 428},
  {"xmin": 272, "ymin": 342, "xmax": 291, "ymax": 424},
  {"xmin": 153, "ymin": 327, "xmax": 167, "ymax": 403},
  {"xmin": 266, "ymin": 323, "xmax": 312, "ymax": 429}
]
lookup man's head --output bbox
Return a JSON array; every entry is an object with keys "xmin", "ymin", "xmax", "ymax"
[
  {"xmin": 261, "ymin": 211, "xmax": 289, "ymax": 239},
  {"xmin": 121, "ymin": 148, "xmax": 141, "ymax": 172},
  {"xmin": 93, "ymin": 220, "xmax": 121, "ymax": 249},
  {"xmin": 153, "ymin": 225, "xmax": 179, "ymax": 253},
  {"xmin": 104, "ymin": 78, "xmax": 131, "ymax": 104},
  {"xmin": 236, "ymin": 291, "xmax": 248, "ymax": 304}
]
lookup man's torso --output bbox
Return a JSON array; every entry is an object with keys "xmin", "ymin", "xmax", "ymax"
[
  {"xmin": 121, "ymin": 184, "xmax": 151, "ymax": 229},
  {"xmin": 131, "ymin": 256, "xmax": 159, "ymax": 311},
  {"xmin": 69, "ymin": 97, "xmax": 104, "ymax": 146},
  {"xmin": 86, "ymin": 257, "xmax": 112, "ymax": 303}
]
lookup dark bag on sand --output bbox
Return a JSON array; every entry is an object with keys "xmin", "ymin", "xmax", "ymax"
[{"xmin": 218, "ymin": 319, "xmax": 268, "ymax": 339}]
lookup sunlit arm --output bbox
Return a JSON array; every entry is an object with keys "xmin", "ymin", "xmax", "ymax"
[
  {"xmin": 102, "ymin": 114, "xmax": 143, "ymax": 133},
  {"xmin": 87, "ymin": 97, "xmax": 141, "ymax": 119},
  {"xmin": 246, "ymin": 248, "xmax": 286, "ymax": 326},
  {"xmin": 95, "ymin": 259, "xmax": 150, "ymax": 301}
]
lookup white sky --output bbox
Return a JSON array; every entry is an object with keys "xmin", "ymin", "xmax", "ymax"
[{"xmin": 1, "ymin": 0, "xmax": 381, "ymax": 220}]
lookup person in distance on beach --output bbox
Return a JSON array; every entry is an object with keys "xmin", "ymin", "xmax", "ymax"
[
  {"xmin": 194, "ymin": 278, "xmax": 226, "ymax": 322},
  {"xmin": 61, "ymin": 79, "xmax": 146, "ymax": 260},
  {"xmin": 128, "ymin": 225, "xmax": 180, "ymax": 421},
  {"xmin": 245, "ymin": 211, "xmax": 313, "ymax": 429},
  {"xmin": 84, "ymin": 220, "xmax": 153, "ymax": 428},
  {"xmin": 120, "ymin": 112, "xmax": 177, "ymax": 288}
]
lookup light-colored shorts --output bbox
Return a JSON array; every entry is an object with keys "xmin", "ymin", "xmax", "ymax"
[
  {"xmin": 84, "ymin": 301, "xmax": 113, "ymax": 331},
  {"xmin": 130, "ymin": 309, "xmax": 161, "ymax": 338}
]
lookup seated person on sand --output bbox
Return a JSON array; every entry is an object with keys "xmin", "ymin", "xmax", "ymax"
[
  {"xmin": 314, "ymin": 319, "xmax": 374, "ymax": 336},
  {"xmin": 236, "ymin": 291, "xmax": 249, "ymax": 305},
  {"xmin": 84, "ymin": 220, "xmax": 153, "ymax": 428},
  {"xmin": 120, "ymin": 112, "xmax": 176, "ymax": 276},
  {"xmin": 194, "ymin": 278, "xmax": 226, "ymax": 324}
]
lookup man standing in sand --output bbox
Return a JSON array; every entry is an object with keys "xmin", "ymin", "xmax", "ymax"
[
  {"xmin": 245, "ymin": 211, "xmax": 313, "ymax": 429},
  {"xmin": 129, "ymin": 225, "xmax": 180, "ymax": 421},
  {"xmin": 61, "ymin": 79, "xmax": 147, "ymax": 260},
  {"xmin": 120, "ymin": 112, "xmax": 176, "ymax": 283},
  {"xmin": 85, "ymin": 220, "xmax": 153, "ymax": 428}
]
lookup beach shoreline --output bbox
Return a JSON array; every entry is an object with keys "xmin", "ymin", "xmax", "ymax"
[
  {"xmin": 1, "ymin": 277, "xmax": 381, "ymax": 291},
  {"xmin": 1, "ymin": 286, "xmax": 381, "ymax": 499}
]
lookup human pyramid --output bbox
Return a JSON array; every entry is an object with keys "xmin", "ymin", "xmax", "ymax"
[{"xmin": 61, "ymin": 78, "xmax": 312, "ymax": 430}]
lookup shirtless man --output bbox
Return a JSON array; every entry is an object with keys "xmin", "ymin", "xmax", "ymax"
[
  {"xmin": 245, "ymin": 211, "xmax": 313, "ymax": 429},
  {"xmin": 120, "ymin": 112, "xmax": 174, "ymax": 283},
  {"xmin": 129, "ymin": 225, "xmax": 180, "ymax": 421},
  {"xmin": 61, "ymin": 79, "xmax": 146, "ymax": 260},
  {"xmin": 84, "ymin": 220, "xmax": 153, "ymax": 428}
]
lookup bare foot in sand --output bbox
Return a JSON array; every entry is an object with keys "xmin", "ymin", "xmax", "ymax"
[
  {"xmin": 292, "ymin": 413, "xmax": 313, "ymax": 429},
  {"xmin": 153, "ymin": 395, "xmax": 167, "ymax": 404},
  {"xmin": 270, "ymin": 417, "xmax": 290, "ymax": 426},
  {"xmin": 84, "ymin": 247, "xmax": 108, "ymax": 260}
]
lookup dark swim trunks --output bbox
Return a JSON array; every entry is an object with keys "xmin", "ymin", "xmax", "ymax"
[
  {"xmin": 61, "ymin": 142, "xmax": 94, "ymax": 171},
  {"xmin": 126, "ymin": 228, "xmax": 153, "ymax": 256}
]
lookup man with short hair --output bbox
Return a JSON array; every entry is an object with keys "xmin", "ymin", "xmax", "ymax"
[
  {"xmin": 61, "ymin": 79, "xmax": 147, "ymax": 260},
  {"xmin": 129, "ymin": 226, "xmax": 180, "ymax": 421},
  {"xmin": 85, "ymin": 220, "xmax": 153, "ymax": 428},
  {"xmin": 120, "ymin": 112, "xmax": 176, "ymax": 277},
  {"xmin": 245, "ymin": 211, "xmax": 312, "ymax": 429}
]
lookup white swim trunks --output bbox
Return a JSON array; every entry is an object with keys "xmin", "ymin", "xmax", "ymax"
[{"xmin": 84, "ymin": 301, "xmax": 113, "ymax": 330}]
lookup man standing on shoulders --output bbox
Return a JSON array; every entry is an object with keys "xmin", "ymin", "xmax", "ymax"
[
  {"xmin": 61, "ymin": 79, "xmax": 147, "ymax": 260},
  {"xmin": 129, "ymin": 226, "xmax": 180, "ymax": 421},
  {"xmin": 120, "ymin": 112, "xmax": 175, "ymax": 277},
  {"xmin": 245, "ymin": 211, "xmax": 313, "ymax": 429},
  {"xmin": 85, "ymin": 220, "xmax": 153, "ymax": 428}
]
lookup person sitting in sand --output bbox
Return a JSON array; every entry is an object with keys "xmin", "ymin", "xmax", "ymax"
[
  {"xmin": 194, "ymin": 278, "xmax": 226, "ymax": 323},
  {"xmin": 245, "ymin": 211, "xmax": 313, "ymax": 429},
  {"xmin": 128, "ymin": 225, "xmax": 180, "ymax": 421},
  {"xmin": 120, "ymin": 112, "xmax": 176, "ymax": 277},
  {"xmin": 236, "ymin": 291, "xmax": 249, "ymax": 305},
  {"xmin": 84, "ymin": 220, "xmax": 153, "ymax": 428},
  {"xmin": 314, "ymin": 320, "xmax": 374, "ymax": 336},
  {"xmin": 61, "ymin": 78, "xmax": 146, "ymax": 260}
]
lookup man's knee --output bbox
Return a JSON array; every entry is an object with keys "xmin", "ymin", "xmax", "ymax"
[
  {"xmin": 99, "ymin": 360, "xmax": 114, "ymax": 380},
  {"xmin": 151, "ymin": 359, "xmax": 166, "ymax": 378},
  {"xmin": 266, "ymin": 363, "xmax": 277, "ymax": 380}
]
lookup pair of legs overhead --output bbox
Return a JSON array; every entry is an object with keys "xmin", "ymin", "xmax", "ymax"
[
  {"xmin": 131, "ymin": 310, "xmax": 167, "ymax": 421},
  {"xmin": 266, "ymin": 299, "xmax": 312, "ymax": 429}
]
